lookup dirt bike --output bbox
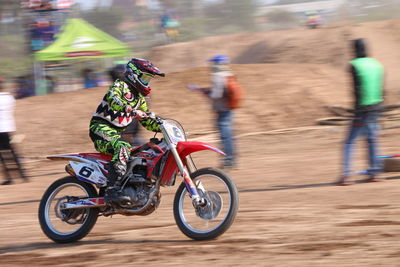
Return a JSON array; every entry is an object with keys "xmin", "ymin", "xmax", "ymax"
[{"xmin": 38, "ymin": 115, "xmax": 239, "ymax": 243}]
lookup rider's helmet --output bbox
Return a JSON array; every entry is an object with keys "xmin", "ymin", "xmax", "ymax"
[
  {"xmin": 124, "ymin": 58, "xmax": 165, "ymax": 96},
  {"xmin": 208, "ymin": 55, "xmax": 230, "ymax": 72}
]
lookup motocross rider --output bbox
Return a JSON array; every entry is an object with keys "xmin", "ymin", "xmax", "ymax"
[{"xmin": 89, "ymin": 58, "xmax": 165, "ymax": 203}]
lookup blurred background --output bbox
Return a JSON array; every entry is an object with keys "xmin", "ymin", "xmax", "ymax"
[{"xmin": 1, "ymin": 0, "xmax": 400, "ymax": 98}]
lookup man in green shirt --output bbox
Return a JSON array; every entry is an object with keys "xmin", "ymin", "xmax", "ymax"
[{"xmin": 337, "ymin": 39, "xmax": 384, "ymax": 185}]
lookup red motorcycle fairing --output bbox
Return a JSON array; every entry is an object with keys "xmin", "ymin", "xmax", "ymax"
[
  {"xmin": 135, "ymin": 142, "xmax": 166, "ymax": 178},
  {"xmin": 81, "ymin": 143, "xmax": 166, "ymax": 179},
  {"xmin": 78, "ymin": 153, "xmax": 112, "ymax": 161},
  {"xmin": 160, "ymin": 141, "xmax": 225, "ymax": 185},
  {"xmin": 78, "ymin": 148, "xmax": 162, "ymax": 179}
]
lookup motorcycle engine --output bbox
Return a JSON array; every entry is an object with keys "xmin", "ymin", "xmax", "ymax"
[{"xmin": 122, "ymin": 167, "xmax": 153, "ymax": 208}]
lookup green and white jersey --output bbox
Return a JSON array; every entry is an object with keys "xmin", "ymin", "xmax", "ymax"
[{"xmin": 92, "ymin": 79, "xmax": 160, "ymax": 132}]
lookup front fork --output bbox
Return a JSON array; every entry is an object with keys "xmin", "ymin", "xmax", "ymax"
[{"xmin": 169, "ymin": 145, "xmax": 205, "ymax": 206}]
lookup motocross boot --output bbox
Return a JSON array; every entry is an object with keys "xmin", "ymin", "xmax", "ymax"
[{"xmin": 104, "ymin": 162, "xmax": 130, "ymax": 204}]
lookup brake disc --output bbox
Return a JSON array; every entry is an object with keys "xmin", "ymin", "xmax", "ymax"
[{"xmin": 196, "ymin": 191, "xmax": 223, "ymax": 220}]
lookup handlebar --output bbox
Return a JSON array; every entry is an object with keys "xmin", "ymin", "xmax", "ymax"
[
  {"xmin": 145, "ymin": 111, "xmax": 164, "ymax": 124},
  {"xmin": 130, "ymin": 110, "xmax": 162, "ymax": 122},
  {"xmin": 130, "ymin": 110, "xmax": 169, "ymax": 126}
]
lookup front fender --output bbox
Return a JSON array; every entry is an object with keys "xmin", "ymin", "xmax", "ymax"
[
  {"xmin": 176, "ymin": 141, "xmax": 225, "ymax": 158},
  {"xmin": 160, "ymin": 141, "xmax": 225, "ymax": 185}
]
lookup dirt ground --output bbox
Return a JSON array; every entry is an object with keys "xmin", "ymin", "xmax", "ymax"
[
  {"xmin": 2, "ymin": 19, "xmax": 400, "ymax": 266},
  {"xmin": 2, "ymin": 129, "xmax": 400, "ymax": 266}
]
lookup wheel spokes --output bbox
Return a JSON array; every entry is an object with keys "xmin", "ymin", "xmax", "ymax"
[{"xmin": 45, "ymin": 184, "xmax": 90, "ymax": 235}]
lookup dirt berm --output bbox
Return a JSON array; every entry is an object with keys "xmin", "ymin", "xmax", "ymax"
[
  {"xmin": 14, "ymin": 62, "xmax": 350, "ymax": 157},
  {"xmin": 16, "ymin": 20, "xmax": 400, "ymax": 156},
  {"xmin": 17, "ymin": 16, "xmax": 400, "ymax": 156}
]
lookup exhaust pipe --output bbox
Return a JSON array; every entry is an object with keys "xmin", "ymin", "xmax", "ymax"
[{"xmin": 60, "ymin": 197, "xmax": 106, "ymax": 209}]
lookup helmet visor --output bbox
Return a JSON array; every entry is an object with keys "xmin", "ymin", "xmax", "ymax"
[{"xmin": 139, "ymin": 72, "xmax": 154, "ymax": 85}]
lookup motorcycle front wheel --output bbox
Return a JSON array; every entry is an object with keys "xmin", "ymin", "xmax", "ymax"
[
  {"xmin": 38, "ymin": 176, "xmax": 99, "ymax": 243},
  {"xmin": 173, "ymin": 168, "xmax": 239, "ymax": 240}
]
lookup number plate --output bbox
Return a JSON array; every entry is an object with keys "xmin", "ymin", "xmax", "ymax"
[
  {"xmin": 164, "ymin": 122, "xmax": 185, "ymax": 143},
  {"xmin": 70, "ymin": 161, "xmax": 107, "ymax": 186}
]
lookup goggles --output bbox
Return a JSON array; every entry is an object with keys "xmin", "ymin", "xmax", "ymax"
[{"xmin": 138, "ymin": 72, "xmax": 154, "ymax": 85}]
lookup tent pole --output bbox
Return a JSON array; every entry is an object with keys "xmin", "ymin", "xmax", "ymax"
[
  {"xmin": 34, "ymin": 61, "xmax": 47, "ymax": 95},
  {"xmin": 33, "ymin": 61, "xmax": 41, "ymax": 95}
]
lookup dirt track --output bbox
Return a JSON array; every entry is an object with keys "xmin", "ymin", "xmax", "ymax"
[
  {"xmin": 2, "ymin": 129, "xmax": 400, "ymax": 266},
  {"xmin": 2, "ymin": 19, "xmax": 400, "ymax": 266}
]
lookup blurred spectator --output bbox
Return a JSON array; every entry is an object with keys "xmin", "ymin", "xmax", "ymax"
[
  {"xmin": 159, "ymin": 9, "xmax": 181, "ymax": 43},
  {"xmin": 82, "ymin": 68, "xmax": 98, "ymax": 89},
  {"xmin": 108, "ymin": 63, "xmax": 125, "ymax": 83},
  {"xmin": 29, "ymin": 19, "xmax": 57, "ymax": 51},
  {"xmin": 94, "ymin": 73, "xmax": 109, "ymax": 87},
  {"xmin": 336, "ymin": 39, "xmax": 385, "ymax": 186},
  {"xmin": 159, "ymin": 10, "xmax": 172, "ymax": 30},
  {"xmin": 21, "ymin": 0, "xmax": 54, "ymax": 10},
  {"xmin": 187, "ymin": 55, "xmax": 238, "ymax": 168},
  {"xmin": 15, "ymin": 75, "xmax": 35, "ymax": 99},
  {"xmin": 304, "ymin": 10, "xmax": 322, "ymax": 29},
  {"xmin": 44, "ymin": 75, "xmax": 56, "ymax": 93},
  {"xmin": 0, "ymin": 78, "xmax": 27, "ymax": 185},
  {"xmin": 38, "ymin": 0, "xmax": 54, "ymax": 10}
]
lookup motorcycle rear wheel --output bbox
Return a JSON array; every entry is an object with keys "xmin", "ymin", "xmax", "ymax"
[
  {"xmin": 173, "ymin": 168, "xmax": 239, "ymax": 240},
  {"xmin": 38, "ymin": 176, "xmax": 99, "ymax": 243}
]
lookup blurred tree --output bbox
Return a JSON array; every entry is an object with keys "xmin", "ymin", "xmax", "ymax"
[
  {"xmin": 265, "ymin": 8, "xmax": 297, "ymax": 29},
  {"xmin": 157, "ymin": 0, "xmax": 198, "ymax": 18},
  {"xmin": 0, "ymin": 1, "xmax": 21, "ymax": 27},
  {"xmin": 273, "ymin": 0, "xmax": 323, "ymax": 4},
  {"xmin": 157, "ymin": 0, "xmax": 177, "ymax": 8},
  {"xmin": 112, "ymin": 0, "xmax": 148, "ymax": 22},
  {"xmin": 346, "ymin": 0, "xmax": 400, "ymax": 21},
  {"xmin": 204, "ymin": 0, "xmax": 258, "ymax": 32},
  {"xmin": 81, "ymin": 8, "xmax": 126, "ymax": 38},
  {"xmin": 224, "ymin": 0, "xmax": 258, "ymax": 30},
  {"xmin": 0, "ymin": 1, "xmax": 30, "ymax": 78}
]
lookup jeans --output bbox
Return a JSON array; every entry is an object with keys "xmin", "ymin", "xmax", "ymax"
[
  {"xmin": 216, "ymin": 111, "xmax": 235, "ymax": 163},
  {"xmin": 342, "ymin": 112, "xmax": 380, "ymax": 177}
]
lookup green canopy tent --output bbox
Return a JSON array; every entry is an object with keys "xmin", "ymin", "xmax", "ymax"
[
  {"xmin": 33, "ymin": 18, "xmax": 130, "ymax": 94},
  {"xmin": 35, "ymin": 18, "xmax": 130, "ymax": 61}
]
